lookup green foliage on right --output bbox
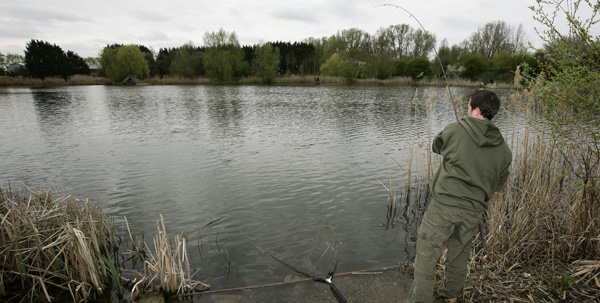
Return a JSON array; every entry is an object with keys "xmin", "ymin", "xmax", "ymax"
[{"xmin": 524, "ymin": 0, "xmax": 600, "ymax": 258}]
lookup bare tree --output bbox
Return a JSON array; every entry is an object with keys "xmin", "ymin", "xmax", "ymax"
[
  {"xmin": 410, "ymin": 29, "xmax": 437, "ymax": 58},
  {"xmin": 389, "ymin": 24, "xmax": 413, "ymax": 58},
  {"xmin": 467, "ymin": 21, "xmax": 519, "ymax": 59}
]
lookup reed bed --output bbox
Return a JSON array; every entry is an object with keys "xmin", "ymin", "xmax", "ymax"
[
  {"xmin": 0, "ymin": 75, "xmax": 112, "ymax": 86},
  {"xmin": 395, "ymin": 88, "xmax": 600, "ymax": 302},
  {"xmin": 0, "ymin": 186, "xmax": 117, "ymax": 302},
  {"xmin": 0, "ymin": 186, "xmax": 212, "ymax": 302},
  {"xmin": 145, "ymin": 76, "xmax": 211, "ymax": 85},
  {"xmin": 131, "ymin": 215, "xmax": 210, "ymax": 298}
]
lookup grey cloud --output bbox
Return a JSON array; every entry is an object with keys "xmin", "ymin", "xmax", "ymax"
[
  {"xmin": 270, "ymin": 7, "xmax": 321, "ymax": 23},
  {"xmin": 3, "ymin": 5, "xmax": 86, "ymax": 24}
]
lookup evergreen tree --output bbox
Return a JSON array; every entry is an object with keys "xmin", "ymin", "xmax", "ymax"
[{"xmin": 25, "ymin": 40, "xmax": 67, "ymax": 79}]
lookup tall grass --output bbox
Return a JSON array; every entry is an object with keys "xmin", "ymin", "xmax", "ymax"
[
  {"xmin": 0, "ymin": 187, "xmax": 212, "ymax": 302},
  {"xmin": 141, "ymin": 215, "xmax": 210, "ymax": 297},
  {"xmin": 0, "ymin": 186, "xmax": 117, "ymax": 302}
]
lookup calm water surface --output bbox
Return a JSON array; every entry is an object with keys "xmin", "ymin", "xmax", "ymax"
[{"xmin": 0, "ymin": 84, "xmax": 516, "ymax": 289}]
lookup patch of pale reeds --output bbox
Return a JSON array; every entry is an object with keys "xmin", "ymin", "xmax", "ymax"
[
  {"xmin": 66, "ymin": 75, "xmax": 111, "ymax": 85},
  {"xmin": 0, "ymin": 186, "xmax": 117, "ymax": 302},
  {"xmin": 138, "ymin": 214, "xmax": 209, "ymax": 299}
]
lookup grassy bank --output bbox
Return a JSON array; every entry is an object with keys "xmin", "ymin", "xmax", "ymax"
[
  {"xmin": 0, "ymin": 74, "xmax": 508, "ymax": 88},
  {"xmin": 390, "ymin": 89, "xmax": 600, "ymax": 302}
]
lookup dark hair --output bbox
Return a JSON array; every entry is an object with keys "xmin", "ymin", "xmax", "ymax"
[{"xmin": 468, "ymin": 90, "xmax": 500, "ymax": 120}]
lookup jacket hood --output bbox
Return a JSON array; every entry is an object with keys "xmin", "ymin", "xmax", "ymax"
[{"xmin": 459, "ymin": 117, "xmax": 504, "ymax": 147}]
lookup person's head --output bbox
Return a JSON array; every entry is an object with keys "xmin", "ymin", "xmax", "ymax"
[{"xmin": 467, "ymin": 90, "xmax": 500, "ymax": 120}]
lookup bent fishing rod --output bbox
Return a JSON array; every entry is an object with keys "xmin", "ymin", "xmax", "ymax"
[
  {"xmin": 245, "ymin": 233, "xmax": 347, "ymax": 303},
  {"xmin": 375, "ymin": 4, "xmax": 489, "ymax": 250}
]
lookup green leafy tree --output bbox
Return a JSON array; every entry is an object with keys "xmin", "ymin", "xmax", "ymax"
[
  {"xmin": 203, "ymin": 29, "xmax": 244, "ymax": 82},
  {"xmin": 460, "ymin": 54, "xmax": 488, "ymax": 81},
  {"xmin": 406, "ymin": 57, "xmax": 432, "ymax": 80},
  {"xmin": 100, "ymin": 44, "xmax": 149, "ymax": 82},
  {"xmin": 437, "ymin": 39, "xmax": 465, "ymax": 77},
  {"xmin": 319, "ymin": 53, "xmax": 345, "ymax": 76},
  {"xmin": 252, "ymin": 42, "xmax": 280, "ymax": 83},
  {"xmin": 169, "ymin": 42, "xmax": 203, "ymax": 78},
  {"xmin": 137, "ymin": 45, "xmax": 157, "ymax": 77},
  {"xmin": 410, "ymin": 29, "xmax": 437, "ymax": 58}
]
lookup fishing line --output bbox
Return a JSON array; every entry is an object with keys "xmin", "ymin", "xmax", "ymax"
[{"xmin": 375, "ymin": 4, "xmax": 461, "ymax": 122}]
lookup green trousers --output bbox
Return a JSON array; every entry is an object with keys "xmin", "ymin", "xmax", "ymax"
[{"xmin": 406, "ymin": 199, "xmax": 483, "ymax": 303}]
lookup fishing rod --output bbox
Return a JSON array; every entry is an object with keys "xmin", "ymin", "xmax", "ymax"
[
  {"xmin": 375, "ymin": 4, "xmax": 460, "ymax": 122},
  {"xmin": 375, "ymin": 4, "xmax": 489, "ymax": 251},
  {"xmin": 245, "ymin": 231, "xmax": 347, "ymax": 303}
]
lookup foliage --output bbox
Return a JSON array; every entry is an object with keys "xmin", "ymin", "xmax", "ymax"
[
  {"xmin": 319, "ymin": 53, "xmax": 345, "ymax": 76},
  {"xmin": 100, "ymin": 44, "xmax": 150, "ymax": 82},
  {"xmin": 271, "ymin": 41, "xmax": 315, "ymax": 75},
  {"xmin": 550, "ymin": 271, "xmax": 574, "ymax": 293},
  {"xmin": 65, "ymin": 51, "xmax": 90, "ymax": 76},
  {"xmin": 460, "ymin": 54, "xmax": 488, "ymax": 81},
  {"xmin": 137, "ymin": 45, "xmax": 157, "ymax": 77},
  {"xmin": 393, "ymin": 58, "xmax": 410, "ymax": 77},
  {"xmin": 156, "ymin": 47, "xmax": 178, "ymax": 77},
  {"xmin": 24, "ymin": 39, "xmax": 88, "ymax": 80},
  {"xmin": 406, "ymin": 57, "xmax": 432, "ymax": 80},
  {"xmin": 252, "ymin": 42, "xmax": 280, "ymax": 83},
  {"xmin": 169, "ymin": 42, "xmax": 203, "ymax": 78},
  {"xmin": 524, "ymin": 0, "xmax": 600, "ymax": 258},
  {"xmin": 203, "ymin": 29, "xmax": 244, "ymax": 82}
]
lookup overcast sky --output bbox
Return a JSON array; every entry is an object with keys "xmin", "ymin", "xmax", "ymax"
[{"xmin": 0, "ymin": 0, "xmax": 597, "ymax": 58}]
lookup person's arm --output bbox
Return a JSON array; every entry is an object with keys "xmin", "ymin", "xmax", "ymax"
[
  {"xmin": 495, "ymin": 162, "xmax": 511, "ymax": 194},
  {"xmin": 432, "ymin": 131, "xmax": 445, "ymax": 154}
]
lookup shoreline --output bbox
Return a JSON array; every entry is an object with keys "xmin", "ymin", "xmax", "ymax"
[{"xmin": 0, "ymin": 74, "xmax": 510, "ymax": 89}]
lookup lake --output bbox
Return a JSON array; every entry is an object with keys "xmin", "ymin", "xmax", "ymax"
[{"xmin": 0, "ymin": 84, "xmax": 516, "ymax": 290}]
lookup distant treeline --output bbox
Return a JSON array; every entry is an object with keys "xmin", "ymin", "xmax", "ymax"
[{"xmin": 8, "ymin": 21, "xmax": 545, "ymax": 84}]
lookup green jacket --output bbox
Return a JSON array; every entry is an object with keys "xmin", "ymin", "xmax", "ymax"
[{"xmin": 430, "ymin": 117, "xmax": 512, "ymax": 212}]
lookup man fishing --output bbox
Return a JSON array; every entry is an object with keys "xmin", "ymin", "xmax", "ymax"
[{"xmin": 406, "ymin": 89, "xmax": 512, "ymax": 303}]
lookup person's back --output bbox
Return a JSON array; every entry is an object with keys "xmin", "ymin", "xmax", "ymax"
[
  {"xmin": 429, "ymin": 116, "xmax": 511, "ymax": 212},
  {"xmin": 406, "ymin": 90, "xmax": 512, "ymax": 303}
]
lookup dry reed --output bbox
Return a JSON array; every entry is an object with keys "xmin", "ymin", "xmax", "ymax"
[
  {"xmin": 464, "ymin": 91, "xmax": 600, "ymax": 302},
  {"xmin": 0, "ymin": 186, "xmax": 117, "ymax": 302},
  {"xmin": 124, "ymin": 214, "xmax": 209, "ymax": 300}
]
